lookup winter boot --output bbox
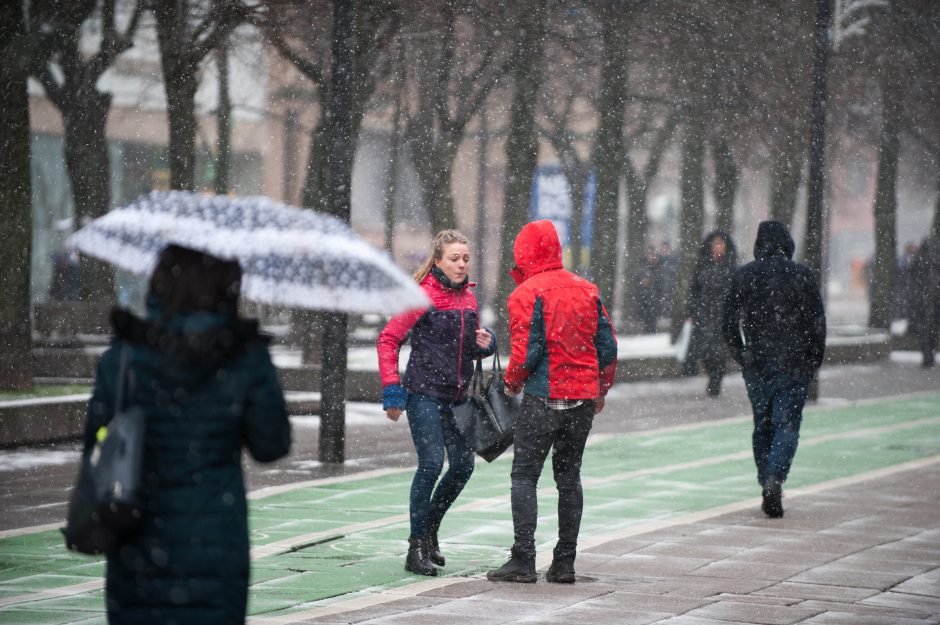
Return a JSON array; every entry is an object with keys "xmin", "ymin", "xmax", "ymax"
[
  {"xmin": 761, "ymin": 479, "xmax": 784, "ymax": 518},
  {"xmin": 486, "ymin": 548, "xmax": 537, "ymax": 583},
  {"xmin": 404, "ymin": 537, "xmax": 437, "ymax": 577},
  {"xmin": 706, "ymin": 375, "xmax": 721, "ymax": 397},
  {"xmin": 546, "ymin": 555, "xmax": 576, "ymax": 583},
  {"xmin": 427, "ymin": 526, "xmax": 445, "ymax": 567}
]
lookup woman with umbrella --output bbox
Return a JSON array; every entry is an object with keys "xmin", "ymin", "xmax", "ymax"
[
  {"xmin": 83, "ymin": 245, "xmax": 291, "ymax": 624},
  {"xmin": 377, "ymin": 230, "xmax": 496, "ymax": 576},
  {"xmin": 687, "ymin": 230, "xmax": 738, "ymax": 397}
]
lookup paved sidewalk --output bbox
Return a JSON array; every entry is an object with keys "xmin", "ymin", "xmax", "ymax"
[
  {"xmin": 278, "ymin": 461, "xmax": 940, "ymax": 625},
  {"xmin": 1, "ymin": 392, "xmax": 938, "ymax": 624}
]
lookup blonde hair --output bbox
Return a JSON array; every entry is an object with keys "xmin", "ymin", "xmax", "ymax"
[{"xmin": 414, "ymin": 229, "xmax": 470, "ymax": 283}]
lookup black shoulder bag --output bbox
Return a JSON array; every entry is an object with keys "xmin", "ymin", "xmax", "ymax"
[
  {"xmin": 452, "ymin": 353, "xmax": 521, "ymax": 462},
  {"xmin": 63, "ymin": 346, "xmax": 146, "ymax": 555}
]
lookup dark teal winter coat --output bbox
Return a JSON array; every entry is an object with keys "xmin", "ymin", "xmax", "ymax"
[{"xmin": 83, "ymin": 302, "xmax": 291, "ymax": 625}]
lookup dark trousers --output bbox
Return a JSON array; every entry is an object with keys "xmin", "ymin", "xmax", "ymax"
[
  {"xmin": 743, "ymin": 368, "xmax": 811, "ymax": 487},
  {"xmin": 510, "ymin": 395, "xmax": 594, "ymax": 559},
  {"xmin": 406, "ymin": 392, "xmax": 475, "ymax": 539}
]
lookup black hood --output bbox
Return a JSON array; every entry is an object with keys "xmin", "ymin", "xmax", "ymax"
[{"xmin": 754, "ymin": 220, "xmax": 795, "ymax": 260}]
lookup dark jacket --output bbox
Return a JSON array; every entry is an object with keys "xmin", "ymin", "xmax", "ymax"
[
  {"xmin": 909, "ymin": 237, "xmax": 940, "ymax": 343},
  {"xmin": 85, "ymin": 302, "xmax": 291, "ymax": 625},
  {"xmin": 505, "ymin": 220, "xmax": 618, "ymax": 399},
  {"xmin": 377, "ymin": 268, "xmax": 495, "ymax": 402},
  {"xmin": 688, "ymin": 230, "xmax": 738, "ymax": 370},
  {"xmin": 722, "ymin": 221, "xmax": 826, "ymax": 373}
]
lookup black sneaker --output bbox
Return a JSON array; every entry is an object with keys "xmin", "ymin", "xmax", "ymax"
[
  {"xmin": 761, "ymin": 481, "xmax": 784, "ymax": 518},
  {"xmin": 487, "ymin": 551, "xmax": 536, "ymax": 583}
]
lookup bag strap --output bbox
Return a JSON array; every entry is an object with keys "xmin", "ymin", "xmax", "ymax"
[
  {"xmin": 114, "ymin": 345, "xmax": 133, "ymax": 414},
  {"xmin": 491, "ymin": 350, "xmax": 502, "ymax": 373}
]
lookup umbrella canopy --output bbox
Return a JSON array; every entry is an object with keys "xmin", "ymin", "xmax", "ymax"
[{"xmin": 67, "ymin": 191, "xmax": 430, "ymax": 315}]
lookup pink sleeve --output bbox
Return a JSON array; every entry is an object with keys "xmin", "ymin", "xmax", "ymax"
[{"xmin": 376, "ymin": 308, "xmax": 425, "ymax": 386}]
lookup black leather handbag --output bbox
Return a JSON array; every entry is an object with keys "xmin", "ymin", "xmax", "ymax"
[
  {"xmin": 63, "ymin": 347, "xmax": 145, "ymax": 555},
  {"xmin": 453, "ymin": 354, "xmax": 521, "ymax": 462}
]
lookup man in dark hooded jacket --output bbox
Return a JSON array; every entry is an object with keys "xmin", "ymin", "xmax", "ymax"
[{"xmin": 722, "ymin": 220, "xmax": 826, "ymax": 518}]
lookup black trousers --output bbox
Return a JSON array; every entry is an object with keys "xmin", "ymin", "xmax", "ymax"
[{"xmin": 510, "ymin": 395, "xmax": 594, "ymax": 559}]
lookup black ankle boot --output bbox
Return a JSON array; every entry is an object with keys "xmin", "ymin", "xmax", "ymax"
[
  {"xmin": 761, "ymin": 480, "xmax": 784, "ymax": 518},
  {"xmin": 427, "ymin": 527, "xmax": 445, "ymax": 567},
  {"xmin": 405, "ymin": 537, "xmax": 437, "ymax": 576},
  {"xmin": 546, "ymin": 548, "xmax": 576, "ymax": 583},
  {"xmin": 486, "ymin": 548, "xmax": 536, "ymax": 583}
]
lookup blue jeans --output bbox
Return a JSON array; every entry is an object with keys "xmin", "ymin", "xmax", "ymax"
[
  {"xmin": 743, "ymin": 368, "xmax": 811, "ymax": 487},
  {"xmin": 405, "ymin": 393, "xmax": 475, "ymax": 539}
]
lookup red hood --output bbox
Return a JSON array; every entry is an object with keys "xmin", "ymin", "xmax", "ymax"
[{"xmin": 511, "ymin": 220, "xmax": 564, "ymax": 285}]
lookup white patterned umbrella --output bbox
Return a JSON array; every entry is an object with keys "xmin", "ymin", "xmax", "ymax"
[{"xmin": 67, "ymin": 191, "xmax": 430, "ymax": 314}]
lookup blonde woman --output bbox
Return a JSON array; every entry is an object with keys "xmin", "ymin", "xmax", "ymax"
[{"xmin": 376, "ymin": 230, "xmax": 496, "ymax": 576}]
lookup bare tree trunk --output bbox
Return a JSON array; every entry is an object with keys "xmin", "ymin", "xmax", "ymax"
[
  {"xmin": 670, "ymin": 114, "xmax": 707, "ymax": 340},
  {"xmin": 319, "ymin": 0, "xmax": 355, "ymax": 464},
  {"xmin": 591, "ymin": 10, "xmax": 628, "ymax": 305},
  {"xmin": 932, "ymin": 172, "xmax": 940, "ymax": 241},
  {"xmin": 414, "ymin": 151, "xmax": 457, "ymax": 234},
  {"xmin": 566, "ymin": 165, "xmax": 589, "ymax": 273},
  {"xmin": 622, "ymin": 169, "xmax": 649, "ymax": 328},
  {"xmin": 711, "ymin": 134, "xmax": 738, "ymax": 234},
  {"xmin": 494, "ymin": 0, "xmax": 547, "ymax": 340},
  {"xmin": 0, "ymin": 1, "xmax": 33, "ymax": 389},
  {"xmin": 59, "ymin": 88, "xmax": 116, "ymax": 308},
  {"xmin": 214, "ymin": 39, "xmax": 232, "ymax": 195},
  {"xmin": 869, "ymin": 83, "xmax": 900, "ymax": 330},
  {"xmin": 163, "ymin": 70, "xmax": 199, "ymax": 190},
  {"xmin": 769, "ymin": 143, "xmax": 803, "ymax": 227}
]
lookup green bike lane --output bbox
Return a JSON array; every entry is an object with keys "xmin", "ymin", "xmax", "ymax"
[{"xmin": 2, "ymin": 391, "xmax": 939, "ymax": 624}]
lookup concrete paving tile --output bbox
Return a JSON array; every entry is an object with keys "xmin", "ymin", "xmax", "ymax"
[
  {"xmin": 591, "ymin": 553, "xmax": 713, "ymax": 577},
  {"xmin": 412, "ymin": 596, "xmax": 555, "ymax": 622},
  {"xmin": 520, "ymin": 603, "xmax": 669, "ymax": 625},
  {"xmin": 595, "ymin": 590, "xmax": 713, "ymax": 614},
  {"xmin": 797, "ymin": 599, "xmax": 933, "ymax": 620},
  {"xmin": 693, "ymin": 559, "xmax": 814, "ymax": 581},
  {"xmin": 682, "ymin": 600, "xmax": 823, "ymax": 624},
  {"xmin": 652, "ymin": 615, "xmax": 769, "ymax": 625},
  {"xmin": 799, "ymin": 612, "xmax": 937, "ymax": 625},
  {"xmin": 635, "ymin": 575, "xmax": 774, "ymax": 598},
  {"xmin": 832, "ymin": 552, "xmax": 934, "ymax": 577},
  {"xmin": 566, "ymin": 550, "xmax": 620, "ymax": 572},
  {"xmin": 298, "ymin": 597, "xmax": 447, "ymax": 624},
  {"xmin": 726, "ymin": 545, "xmax": 838, "ymax": 567},
  {"xmin": 768, "ymin": 535, "xmax": 871, "ymax": 557},
  {"xmin": 632, "ymin": 541, "xmax": 744, "ymax": 561},
  {"xmin": 861, "ymin": 591, "xmax": 940, "ymax": 614},
  {"xmin": 356, "ymin": 610, "xmax": 488, "ymax": 625},
  {"xmin": 582, "ymin": 537, "xmax": 650, "ymax": 556},
  {"xmin": 710, "ymin": 593, "xmax": 801, "ymax": 606},
  {"xmin": 790, "ymin": 564, "xmax": 919, "ymax": 590},
  {"xmin": 753, "ymin": 581, "xmax": 879, "ymax": 603},
  {"xmin": 415, "ymin": 579, "xmax": 492, "ymax": 599},
  {"xmin": 476, "ymin": 580, "xmax": 615, "ymax": 606},
  {"xmin": 868, "ymin": 544, "xmax": 940, "ymax": 566},
  {"xmin": 891, "ymin": 569, "xmax": 940, "ymax": 597}
]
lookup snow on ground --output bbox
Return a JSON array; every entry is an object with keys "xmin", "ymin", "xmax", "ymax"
[{"xmin": 0, "ymin": 449, "xmax": 80, "ymax": 472}]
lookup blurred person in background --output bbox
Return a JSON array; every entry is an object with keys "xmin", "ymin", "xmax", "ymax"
[{"xmin": 687, "ymin": 231, "xmax": 738, "ymax": 397}]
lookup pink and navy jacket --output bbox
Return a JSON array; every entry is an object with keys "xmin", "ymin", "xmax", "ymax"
[{"xmin": 377, "ymin": 270, "xmax": 494, "ymax": 403}]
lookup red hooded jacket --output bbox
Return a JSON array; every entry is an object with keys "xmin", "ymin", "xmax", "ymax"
[{"xmin": 505, "ymin": 220, "xmax": 618, "ymax": 399}]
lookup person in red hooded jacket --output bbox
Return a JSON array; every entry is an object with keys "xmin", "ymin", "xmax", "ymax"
[{"xmin": 487, "ymin": 220, "xmax": 617, "ymax": 584}]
